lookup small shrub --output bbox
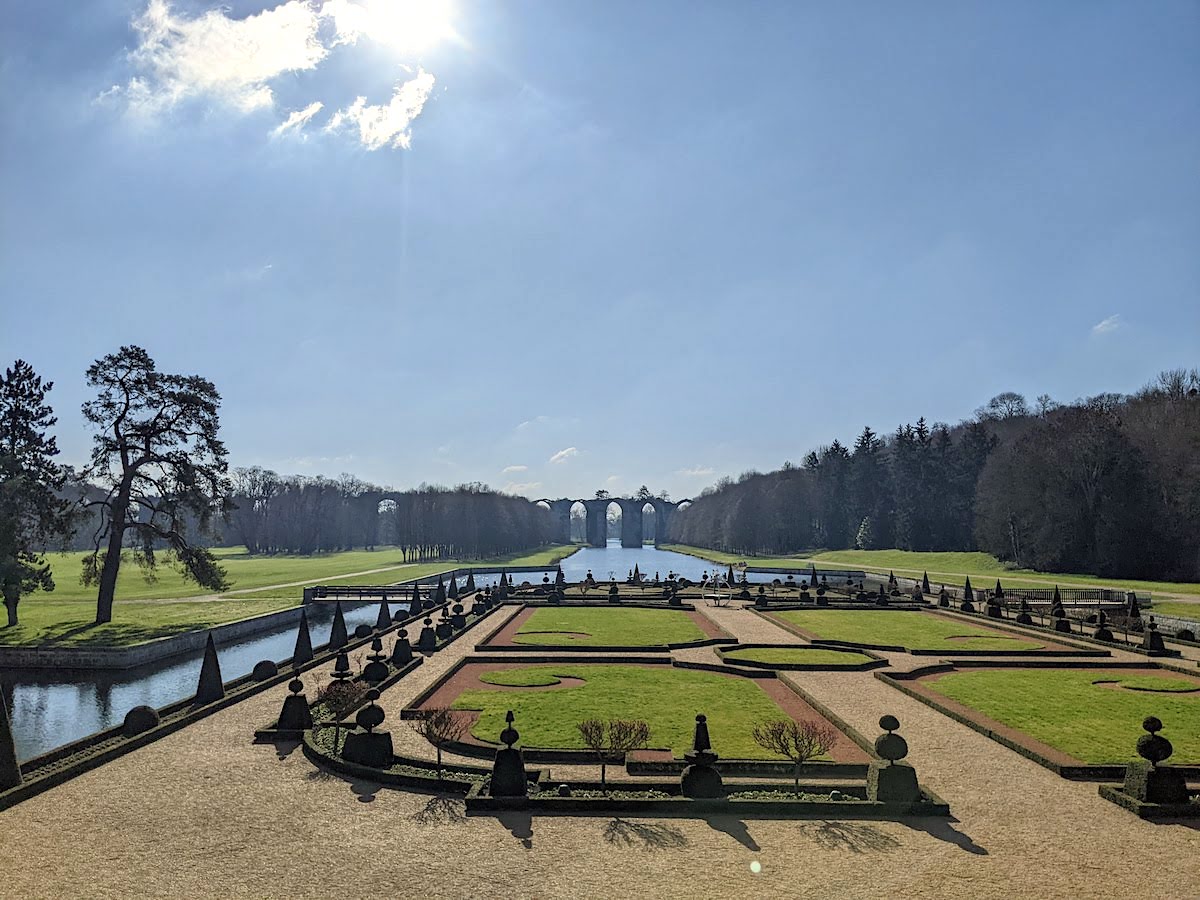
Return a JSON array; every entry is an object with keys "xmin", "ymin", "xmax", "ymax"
[{"xmin": 315, "ymin": 679, "xmax": 369, "ymax": 720}]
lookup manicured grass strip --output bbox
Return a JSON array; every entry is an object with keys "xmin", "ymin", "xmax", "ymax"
[
  {"xmin": 452, "ymin": 664, "xmax": 814, "ymax": 758},
  {"xmin": 0, "ymin": 597, "xmax": 299, "ymax": 647},
  {"xmin": 479, "ymin": 670, "xmax": 565, "ymax": 687},
  {"xmin": 512, "ymin": 607, "xmax": 707, "ymax": 647},
  {"xmin": 4, "ymin": 544, "xmax": 576, "ymax": 647},
  {"xmin": 926, "ymin": 669, "xmax": 1200, "ymax": 764},
  {"xmin": 722, "ymin": 647, "xmax": 876, "ymax": 667},
  {"xmin": 661, "ymin": 545, "xmax": 1200, "ymax": 597},
  {"xmin": 771, "ymin": 610, "xmax": 1045, "ymax": 651}
]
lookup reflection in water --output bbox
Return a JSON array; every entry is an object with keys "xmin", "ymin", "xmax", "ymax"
[
  {"xmin": 2, "ymin": 601, "xmax": 386, "ymax": 763},
  {"xmin": 556, "ymin": 541, "xmax": 783, "ymax": 585}
]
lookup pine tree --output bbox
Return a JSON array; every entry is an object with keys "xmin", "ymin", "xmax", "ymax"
[
  {"xmin": 80, "ymin": 347, "xmax": 231, "ymax": 624},
  {"xmin": 0, "ymin": 361, "xmax": 75, "ymax": 627}
]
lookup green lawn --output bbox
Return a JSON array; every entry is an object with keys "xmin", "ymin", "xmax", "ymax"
[
  {"xmin": 26, "ymin": 544, "xmax": 578, "ymax": 603},
  {"xmin": 721, "ymin": 647, "xmax": 877, "ymax": 667},
  {"xmin": 511, "ymin": 607, "xmax": 707, "ymax": 647},
  {"xmin": 662, "ymin": 545, "xmax": 1200, "ymax": 598},
  {"xmin": 3, "ymin": 544, "xmax": 577, "ymax": 647},
  {"xmin": 1148, "ymin": 602, "xmax": 1200, "ymax": 623},
  {"xmin": 926, "ymin": 669, "xmax": 1200, "ymax": 764},
  {"xmin": 452, "ymin": 664, "xmax": 816, "ymax": 758},
  {"xmin": 771, "ymin": 610, "xmax": 1045, "ymax": 651},
  {"xmin": 0, "ymin": 597, "xmax": 301, "ymax": 647}
]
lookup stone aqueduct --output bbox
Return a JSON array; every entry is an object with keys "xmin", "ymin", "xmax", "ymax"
[{"xmin": 534, "ymin": 497, "xmax": 692, "ymax": 548}]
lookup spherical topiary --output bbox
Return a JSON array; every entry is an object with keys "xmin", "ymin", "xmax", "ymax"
[
  {"xmin": 251, "ymin": 659, "xmax": 278, "ymax": 681},
  {"xmin": 353, "ymin": 624, "xmax": 373, "ymax": 639},
  {"xmin": 122, "ymin": 705, "xmax": 161, "ymax": 737},
  {"xmin": 874, "ymin": 716, "xmax": 907, "ymax": 765},
  {"xmin": 1136, "ymin": 716, "xmax": 1172, "ymax": 765},
  {"xmin": 1177, "ymin": 629, "xmax": 1196, "ymax": 643},
  {"xmin": 558, "ymin": 784, "xmax": 572, "ymax": 797}
]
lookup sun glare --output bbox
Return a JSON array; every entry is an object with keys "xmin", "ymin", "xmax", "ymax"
[{"xmin": 358, "ymin": 0, "xmax": 456, "ymax": 55}]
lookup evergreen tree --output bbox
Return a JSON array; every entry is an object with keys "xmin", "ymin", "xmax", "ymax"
[{"xmin": 0, "ymin": 361, "xmax": 75, "ymax": 627}]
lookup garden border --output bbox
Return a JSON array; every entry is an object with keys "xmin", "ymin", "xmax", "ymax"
[{"xmin": 716, "ymin": 643, "xmax": 887, "ymax": 672}]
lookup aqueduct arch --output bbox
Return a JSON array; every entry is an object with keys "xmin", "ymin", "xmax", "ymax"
[{"xmin": 533, "ymin": 495, "xmax": 691, "ymax": 548}]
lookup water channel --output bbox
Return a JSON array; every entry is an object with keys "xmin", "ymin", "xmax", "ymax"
[{"xmin": 3, "ymin": 543, "xmax": 752, "ymax": 763}]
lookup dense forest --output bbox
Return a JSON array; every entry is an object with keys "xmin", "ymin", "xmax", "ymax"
[{"xmin": 668, "ymin": 370, "xmax": 1200, "ymax": 581}]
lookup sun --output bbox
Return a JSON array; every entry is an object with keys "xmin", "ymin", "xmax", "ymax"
[{"xmin": 355, "ymin": 0, "xmax": 457, "ymax": 55}]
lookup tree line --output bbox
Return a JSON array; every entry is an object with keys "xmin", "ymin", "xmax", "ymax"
[
  {"xmin": 0, "ymin": 347, "xmax": 552, "ymax": 628},
  {"xmin": 228, "ymin": 470, "xmax": 554, "ymax": 560},
  {"xmin": 668, "ymin": 370, "xmax": 1200, "ymax": 581}
]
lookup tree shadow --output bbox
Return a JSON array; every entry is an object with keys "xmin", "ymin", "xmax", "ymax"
[
  {"xmin": 705, "ymin": 816, "xmax": 760, "ymax": 851},
  {"xmin": 904, "ymin": 817, "xmax": 988, "ymax": 855},
  {"xmin": 411, "ymin": 795, "xmax": 467, "ymax": 826},
  {"xmin": 796, "ymin": 820, "xmax": 901, "ymax": 853},
  {"xmin": 603, "ymin": 818, "xmax": 689, "ymax": 850},
  {"xmin": 496, "ymin": 810, "xmax": 534, "ymax": 849}
]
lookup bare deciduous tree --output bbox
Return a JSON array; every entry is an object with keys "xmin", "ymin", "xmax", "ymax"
[
  {"xmin": 407, "ymin": 707, "xmax": 468, "ymax": 779},
  {"xmin": 577, "ymin": 718, "xmax": 651, "ymax": 790},
  {"xmin": 751, "ymin": 718, "xmax": 839, "ymax": 796}
]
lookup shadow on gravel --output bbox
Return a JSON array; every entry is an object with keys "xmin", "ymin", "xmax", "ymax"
[
  {"xmin": 905, "ymin": 817, "xmax": 988, "ymax": 855},
  {"xmin": 705, "ymin": 816, "xmax": 760, "ymax": 851},
  {"xmin": 349, "ymin": 779, "xmax": 380, "ymax": 803},
  {"xmin": 412, "ymin": 795, "xmax": 467, "ymax": 825},
  {"xmin": 797, "ymin": 820, "xmax": 900, "ymax": 853},
  {"xmin": 273, "ymin": 739, "xmax": 302, "ymax": 760},
  {"xmin": 497, "ymin": 810, "xmax": 534, "ymax": 849},
  {"xmin": 603, "ymin": 818, "xmax": 689, "ymax": 850}
]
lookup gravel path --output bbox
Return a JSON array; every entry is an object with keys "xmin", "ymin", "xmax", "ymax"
[{"xmin": 2, "ymin": 601, "xmax": 1197, "ymax": 899}]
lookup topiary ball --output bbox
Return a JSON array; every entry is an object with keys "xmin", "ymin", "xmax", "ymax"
[
  {"xmin": 353, "ymin": 624, "xmax": 373, "ymax": 639},
  {"xmin": 121, "ymin": 705, "xmax": 161, "ymax": 737},
  {"xmin": 879, "ymin": 715, "xmax": 900, "ymax": 732},
  {"xmin": 1136, "ymin": 716, "xmax": 1173, "ymax": 765},
  {"xmin": 251, "ymin": 659, "xmax": 278, "ymax": 681}
]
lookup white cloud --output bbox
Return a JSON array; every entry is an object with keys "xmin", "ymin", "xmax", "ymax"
[
  {"xmin": 504, "ymin": 481, "xmax": 542, "ymax": 496},
  {"xmin": 272, "ymin": 101, "xmax": 324, "ymax": 137},
  {"xmin": 605, "ymin": 474, "xmax": 621, "ymax": 485},
  {"xmin": 516, "ymin": 415, "xmax": 551, "ymax": 431},
  {"xmin": 107, "ymin": 1, "xmax": 439, "ymax": 150},
  {"xmin": 549, "ymin": 447, "xmax": 579, "ymax": 464},
  {"xmin": 502, "ymin": 464, "xmax": 528, "ymax": 474},
  {"xmin": 324, "ymin": 70, "xmax": 435, "ymax": 150},
  {"xmin": 677, "ymin": 465, "xmax": 714, "ymax": 477},
  {"xmin": 122, "ymin": 0, "xmax": 328, "ymax": 114},
  {"xmin": 1091, "ymin": 314, "xmax": 1122, "ymax": 335}
]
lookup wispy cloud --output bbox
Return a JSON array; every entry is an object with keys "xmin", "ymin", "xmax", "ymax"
[
  {"xmin": 677, "ymin": 465, "xmax": 714, "ymax": 477},
  {"xmin": 516, "ymin": 415, "xmax": 551, "ymax": 431},
  {"xmin": 605, "ymin": 474, "xmax": 621, "ymax": 485},
  {"xmin": 325, "ymin": 70, "xmax": 436, "ymax": 150},
  {"xmin": 502, "ymin": 464, "xmax": 528, "ymax": 474},
  {"xmin": 272, "ymin": 101, "xmax": 324, "ymax": 137},
  {"xmin": 504, "ymin": 481, "xmax": 542, "ymax": 495},
  {"xmin": 107, "ymin": 1, "xmax": 438, "ymax": 151},
  {"xmin": 1091, "ymin": 314, "xmax": 1122, "ymax": 335},
  {"xmin": 549, "ymin": 447, "xmax": 579, "ymax": 464}
]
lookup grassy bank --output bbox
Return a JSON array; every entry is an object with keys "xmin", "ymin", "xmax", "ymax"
[
  {"xmin": 660, "ymin": 545, "xmax": 1200, "ymax": 598},
  {"xmin": 2, "ymin": 544, "xmax": 577, "ymax": 647}
]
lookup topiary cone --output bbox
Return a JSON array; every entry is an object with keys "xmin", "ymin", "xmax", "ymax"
[
  {"xmin": 328, "ymin": 601, "xmax": 348, "ymax": 650},
  {"xmin": 292, "ymin": 609, "xmax": 313, "ymax": 667},
  {"xmin": 195, "ymin": 633, "xmax": 225, "ymax": 705},
  {"xmin": 0, "ymin": 688, "xmax": 21, "ymax": 790}
]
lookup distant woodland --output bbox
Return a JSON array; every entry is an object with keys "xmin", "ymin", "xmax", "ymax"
[{"xmin": 669, "ymin": 370, "xmax": 1200, "ymax": 581}]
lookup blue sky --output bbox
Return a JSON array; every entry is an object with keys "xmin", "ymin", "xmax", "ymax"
[{"xmin": 2, "ymin": 1, "xmax": 1197, "ymax": 501}]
